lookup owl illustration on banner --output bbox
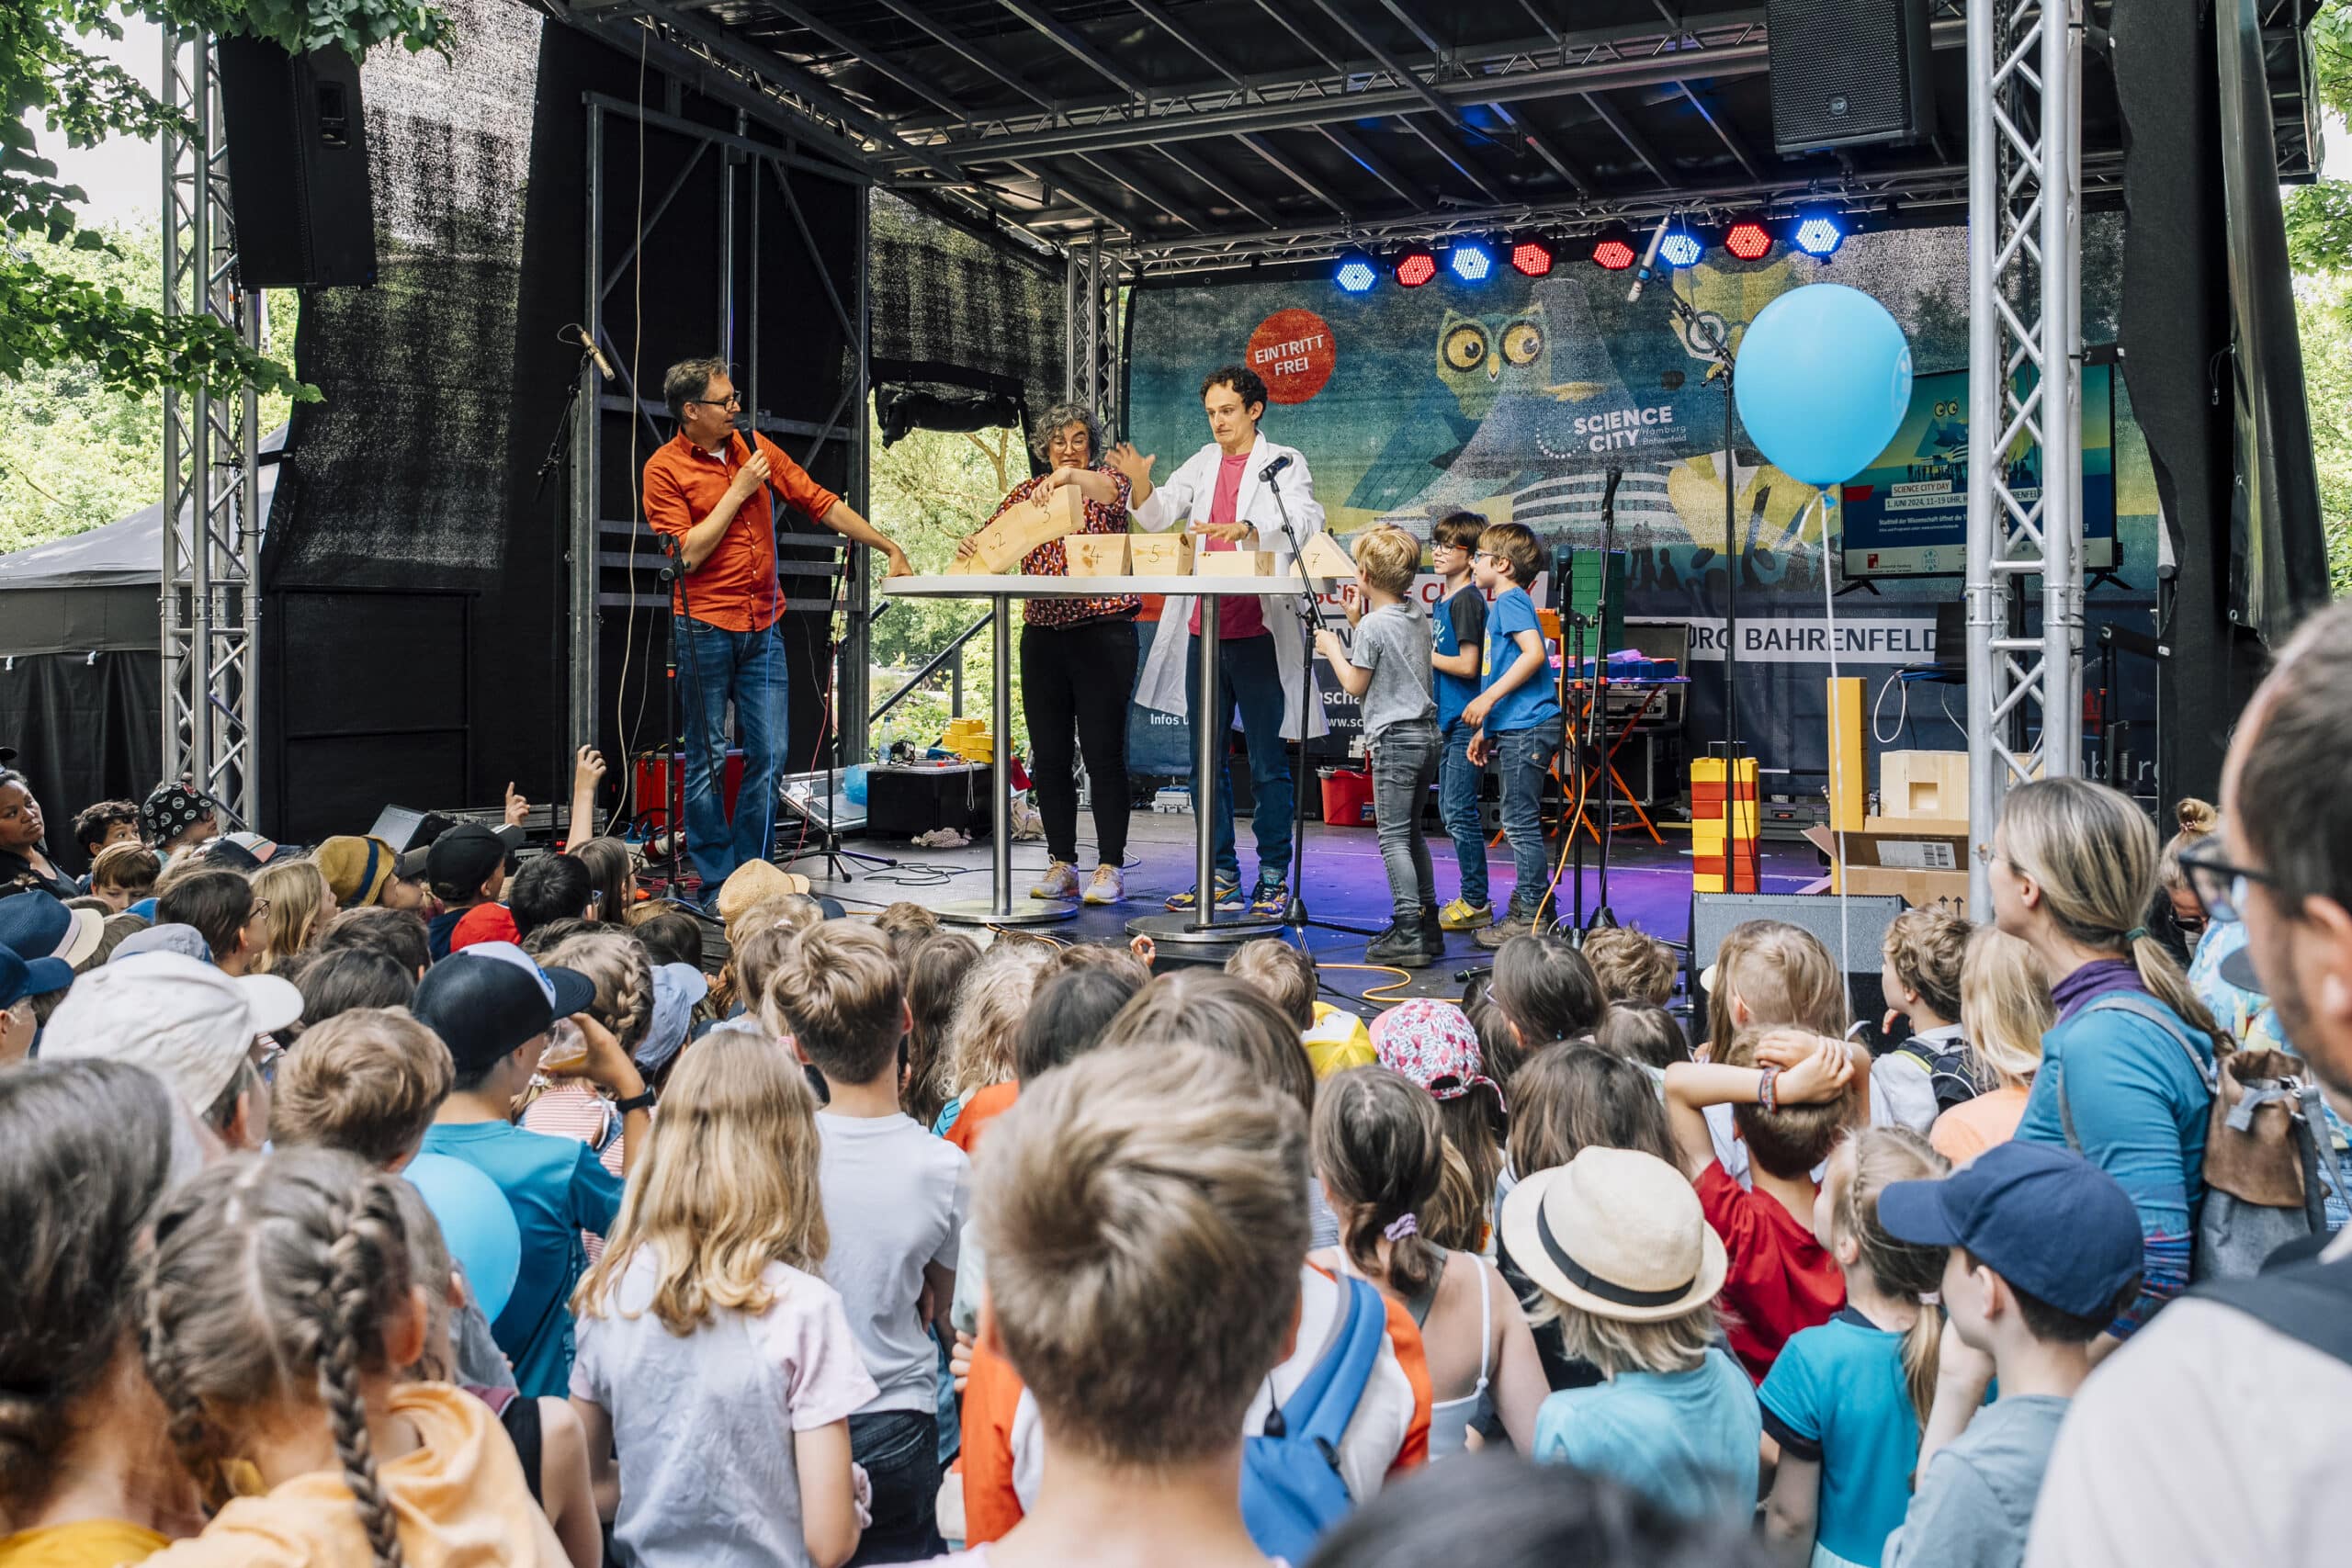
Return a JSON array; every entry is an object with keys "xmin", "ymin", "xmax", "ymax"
[
  {"xmin": 1666, "ymin": 257, "xmax": 1802, "ymax": 375},
  {"xmin": 1345, "ymin": 303, "xmax": 1557, "ymax": 513}
]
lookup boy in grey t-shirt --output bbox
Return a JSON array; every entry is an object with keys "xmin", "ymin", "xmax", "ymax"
[
  {"xmin": 1874, "ymin": 1142, "xmax": 2146, "ymax": 1568},
  {"xmin": 1316, "ymin": 525, "xmax": 1442, "ymax": 968}
]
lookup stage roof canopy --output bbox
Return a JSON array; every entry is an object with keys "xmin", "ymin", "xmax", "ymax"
[{"xmin": 551, "ymin": 0, "xmax": 2323, "ymax": 274}]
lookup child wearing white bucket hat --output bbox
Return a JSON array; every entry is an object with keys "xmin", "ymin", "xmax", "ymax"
[{"xmin": 1501, "ymin": 1145, "xmax": 1760, "ymax": 1524}]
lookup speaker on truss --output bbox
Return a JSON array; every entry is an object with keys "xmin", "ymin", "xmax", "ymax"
[
  {"xmin": 1765, "ymin": 0, "xmax": 1936, "ymax": 154},
  {"xmin": 216, "ymin": 37, "xmax": 378, "ymax": 289}
]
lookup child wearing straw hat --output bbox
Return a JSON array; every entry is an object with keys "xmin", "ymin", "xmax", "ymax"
[{"xmin": 1499, "ymin": 1145, "xmax": 1760, "ymax": 1524}]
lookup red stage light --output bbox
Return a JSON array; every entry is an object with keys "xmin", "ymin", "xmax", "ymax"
[
  {"xmin": 1510, "ymin": 239, "xmax": 1555, "ymax": 276},
  {"xmin": 1395, "ymin": 248, "xmax": 1439, "ymax": 287},
  {"xmin": 1724, "ymin": 220, "xmax": 1773, "ymax": 260},
  {"xmin": 1592, "ymin": 237, "xmax": 1636, "ymax": 271}
]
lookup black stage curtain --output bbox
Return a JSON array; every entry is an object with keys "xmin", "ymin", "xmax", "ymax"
[{"xmin": 0, "ymin": 652, "xmax": 163, "ymax": 876}]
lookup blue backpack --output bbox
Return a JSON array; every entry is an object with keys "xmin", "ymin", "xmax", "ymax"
[{"xmin": 1239, "ymin": 1275, "xmax": 1387, "ymax": 1562}]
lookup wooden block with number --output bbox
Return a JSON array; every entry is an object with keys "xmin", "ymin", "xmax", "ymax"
[
  {"xmin": 1061, "ymin": 533, "xmax": 1129, "ymax": 576},
  {"xmin": 951, "ymin": 485, "xmax": 1083, "ymax": 574},
  {"xmin": 1127, "ymin": 535, "xmax": 1193, "ymax": 575},
  {"xmin": 1194, "ymin": 549, "xmax": 1276, "ymax": 578},
  {"xmin": 1294, "ymin": 532, "xmax": 1358, "ymax": 581}
]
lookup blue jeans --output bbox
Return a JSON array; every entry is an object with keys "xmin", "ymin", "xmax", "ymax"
[
  {"xmin": 1494, "ymin": 719, "xmax": 1563, "ymax": 917},
  {"xmin": 1438, "ymin": 716, "xmax": 1488, "ymax": 908},
  {"xmin": 1184, "ymin": 631, "xmax": 1293, "ymax": 882},
  {"xmin": 846, "ymin": 1410, "xmax": 945, "ymax": 1563},
  {"xmin": 675, "ymin": 615, "xmax": 791, "ymax": 890}
]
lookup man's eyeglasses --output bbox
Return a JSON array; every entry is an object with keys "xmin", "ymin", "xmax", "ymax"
[
  {"xmin": 687, "ymin": 394, "xmax": 743, "ymax": 411},
  {"xmin": 2178, "ymin": 836, "xmax": 2278, "ymax": 925}
]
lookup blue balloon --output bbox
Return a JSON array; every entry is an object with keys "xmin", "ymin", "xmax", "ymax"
[
  {"xmin": 843, "ymin": 762, "xmax": 871, "ymax": 806},
  {"xmin": 404, "ymin": 1152, "xmax": 523, "ymax": 1323},
  {"xmin": 1732, "ymin": 283, "xmax": 1914, "ymax": 486}
]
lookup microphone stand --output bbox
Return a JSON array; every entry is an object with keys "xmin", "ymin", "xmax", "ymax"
[
  {"xmin": 1262, "ymin": 469, "xmax": 1381, "ymax": 942},
  {"xmin": 654, "ymin": 538, "xmax": 689, "ymax": 895},
  {"xmin": 1588, "ymin": 467, "xmax": 1623, "ymax": 933}
]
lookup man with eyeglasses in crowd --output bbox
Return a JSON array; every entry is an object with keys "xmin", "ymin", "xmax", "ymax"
[
  {"xmin": 645, "ymin": 359, "xmax": 913, "ymax": 899},
  {"xmin": 2026, "ymin": 597, "xmax": 2352, "ymax": 1568}
]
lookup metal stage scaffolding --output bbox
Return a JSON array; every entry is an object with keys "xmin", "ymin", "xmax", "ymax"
[{"xmin": 159, "ymin": 26, "xmax": 263, "ymax": 828}]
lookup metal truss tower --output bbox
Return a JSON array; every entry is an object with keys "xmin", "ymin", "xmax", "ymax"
[
  {"xmin": 1965, "ymin": 0, "xmax": 2085, "ymax": 913},
  {"xmin": 1065, "ymin": 229, "xmax": 1120, "ymax": 428},
  {"xmin": 160, "ymin": 27, "xmax": 263, "ymax": 827}
]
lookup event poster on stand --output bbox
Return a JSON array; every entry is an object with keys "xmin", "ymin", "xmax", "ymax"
[{"xmin": 1122, "ymin": 220, "xmax": 2163, "ymax": 782}]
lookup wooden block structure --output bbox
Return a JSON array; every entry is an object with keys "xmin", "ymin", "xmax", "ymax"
[
  {"xmin": 950, "ymin": 485, "xmax": 1083, "ymax": 574},
  {"xmin": 1194, "ymin": 549, "xmax": 1277, "ymax": 577},
  {"xmin": 1127, "ymin": 534, "xmax": 1193, "ymax": 575},
  {"xmin": 1691, "ymin": 755, "xmax": 1760, "ymax": 894},
  {"xmin": 1061, "ymin": 533, "xmax": 1129, "ymax": 576},
  {"xmin": 1826, "ymin": 677, "xmax": 1866, "ymax": 832},
  {"xmin": 1879, "ymin": 750, "xmax": 1970, "ymax": 819},
  {"xmin": 1294, "ymin": 532, "xmax": 1358, "ymax": 580}
]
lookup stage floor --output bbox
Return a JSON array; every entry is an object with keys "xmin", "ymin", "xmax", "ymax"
[{"xmin": 771, "ymin": 809, "xmax": 1830, "ymax": 1016}]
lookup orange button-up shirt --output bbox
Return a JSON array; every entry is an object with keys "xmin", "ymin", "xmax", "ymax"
[{"xmin": 643, "ymin": 430, "xmax": 842, "ymax": 632}]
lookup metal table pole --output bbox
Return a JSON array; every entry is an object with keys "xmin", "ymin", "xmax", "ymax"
[
  {"xmin": 940, "ymin": 590, "xmax": 1074, "ymax": 927},
  {"xmin": 1128, "ymin": 586, "xmax": 1280, "ymax": 945}
]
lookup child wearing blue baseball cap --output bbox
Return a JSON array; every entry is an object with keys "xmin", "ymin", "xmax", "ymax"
[{"xmin": 1873, "ymin": 1142, "xmax": 2143, "ymax": 1568}]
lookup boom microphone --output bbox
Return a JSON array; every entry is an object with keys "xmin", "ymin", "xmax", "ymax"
[
  {"xmin": 1625, "ymin": 213, "xmax": 1671, "ymax": 304},
  {"xmin": 561, "ymin": 323, "xmax": 618, "ymax": 380},
  {"xmin": 1258, "ymin": 453, "xmax": 1293, "ymax": 483}
]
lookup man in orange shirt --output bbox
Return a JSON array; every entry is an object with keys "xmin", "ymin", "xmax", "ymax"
[{"xmin": 645, "ymin": 358, "xmax": 912, "ymax": 891}]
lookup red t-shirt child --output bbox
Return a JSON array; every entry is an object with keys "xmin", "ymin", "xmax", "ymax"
[
  {"xmin": 1695, "ymin": 1160, "xmax": 1847, "ymax": 1382},
  {"xmin": 1186, "ymin": 450, "xmax": 1265, "ymax": 642}
]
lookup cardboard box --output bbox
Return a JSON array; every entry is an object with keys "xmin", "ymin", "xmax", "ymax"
[
  {"xmin": 1879, "ymin": 750, "xmax": 1969, "ymax": 819},
  {"xmin": 1194, "ymin": 549, "xmax": 1276, "ymax": 577},
  {"xmin": 1127, "ymin": 535, "xmax": 1193, "ymax": 575},
  {"xmin": 950, "ymin": 486, "xmax": 1081, "ymax": 575},
  {"xmin": 1061, "ymin": 533, "xmax": 1129, "ymax": 576},
  {"xmin": 1802, "ymin": 818, "xmax": 1975, "ymax": 908}
]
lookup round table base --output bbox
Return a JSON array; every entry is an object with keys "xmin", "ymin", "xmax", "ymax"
[
  {"xmin": 1124, "ymin": 909, "xmax": 1286, "ymax": 946},
  {"xmin": 937, "ymin": 898, "xmax": 1080, "ymax": 928}
]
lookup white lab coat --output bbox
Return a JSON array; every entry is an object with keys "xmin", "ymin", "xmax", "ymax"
[{"xmin": 1132, "ymin": 432, "xmax": 1330, "ymax": 740}]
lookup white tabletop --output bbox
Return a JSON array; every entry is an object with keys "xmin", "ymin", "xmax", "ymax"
[{"xmin": 883, "ymin": 574, "xmax": 1325, "ymax": 599}]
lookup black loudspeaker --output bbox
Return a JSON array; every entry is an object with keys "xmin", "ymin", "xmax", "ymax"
[
  {"xmin": 1765, "ymin": 0, "xmax": 1936, "ymax": 153},
  {"xmin": 1687, "ymin": 890, "xmax": 1911, "ymax": 1025},
  {"xmin": 216, "ymin": 38, "xmax": 377, "ymax": 289}
]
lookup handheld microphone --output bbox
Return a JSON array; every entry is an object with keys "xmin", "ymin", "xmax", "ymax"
[
  {"xmin": 1625, "ymin": 213, "xmax": 1671, "ymax": 304},
  {"xmin": 1258, "ymin": 453, "xmax": 1293, "ymax": 483},
  {"xmin": 561, "ymin": 324, "xmax": 618, "ymax": 380},
  {"xmin": 1601, "ymin": 468, "xmax": 1623, "ymax": 512}
]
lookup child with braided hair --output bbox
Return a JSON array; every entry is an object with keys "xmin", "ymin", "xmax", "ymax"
[{"xmin": 137, "ymin": 1145, "xmax": 567, "ymax": 1567}]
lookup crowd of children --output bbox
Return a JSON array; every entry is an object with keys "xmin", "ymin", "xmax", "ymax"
[{"xmin": 1, "ymin": 599, "xmax": 2349, "ymax": 1568}]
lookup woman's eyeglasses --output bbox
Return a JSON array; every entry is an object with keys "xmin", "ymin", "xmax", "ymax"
[{"xmin": 2177, "ymin": 837, "xmax": 2277, "ymax": 925}]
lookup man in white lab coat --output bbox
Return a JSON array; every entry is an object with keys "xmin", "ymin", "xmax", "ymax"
[{"xmin": 1110, "ymin": 365, "xmax": 1329, "ymax": 915}]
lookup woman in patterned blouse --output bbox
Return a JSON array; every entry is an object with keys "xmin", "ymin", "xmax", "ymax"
[{"xmin": 956, "ymin": 404, "xmax": 1139, "ymax": 906}]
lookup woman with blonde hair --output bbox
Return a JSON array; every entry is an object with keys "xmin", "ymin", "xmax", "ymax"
[
  {"xmin": 2155, "ymin": 796, "xmax": 2219, "ymax": 950},
  {"xmin": 570, "ymin": 1021, "xmax": 876, "ymax": 1568},
  {"xmin": 247, "ymin": 857, "xmax": 334, "ymax": 973},
  {"xmin": 1993, "ymin": 775, "xmax": 2219, "ymax": 1348},
  {"xmin": 1928, "ymin": 927, "xmax": 2055, "ymax": 1166},
  {"xmin": 930, "ymin": 939, "xmax": 1050, "ymax": 1150}
]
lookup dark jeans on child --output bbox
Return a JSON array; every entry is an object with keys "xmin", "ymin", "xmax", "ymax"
[
  {"xmin": 847, "ymin": 1409, "xmax": 945, "ymax": 1563},
  {"xmin": 1437, "ymin": 716, "xmax": 1487, "ymax": 908},
  {"xmin": 1494, "ymin": 717, "xmax": 1565, "ymax": 916},
  {"xmin": 1371, "ymin": 719, "xmax": 1442, "ymax": 921},
  {"xmin": 1021, "ymin": 615, "xmax": 1137, "ymax": 866}
]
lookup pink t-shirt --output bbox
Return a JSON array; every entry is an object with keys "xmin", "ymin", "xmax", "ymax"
[{"xmin": 1188, "ymin": 450, "xmax": 1266, "ymax": 641}]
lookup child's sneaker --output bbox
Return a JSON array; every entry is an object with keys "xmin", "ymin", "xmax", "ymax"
[
  {"xmin": 1474, "ymin": 908, "xmax": 1535, "ymax": 949},
  {"xmin": 1364, "ymin": 920, "xmax": 1437, "ymax": 969},
  {"xmin": 1166, "ymin": 874, "xmax": 1245, "ymax": 912},
  {"xmin": 1438, "ymin": 897, "xmax": 1493, "ymax": 931},
  {"xmin": 1032, "ymin": 860, "xmax": 1080, "ymax": 899},
  {"xmin": 1250, "ymin": 872, "xmax": 1292, "ymax": 916}
]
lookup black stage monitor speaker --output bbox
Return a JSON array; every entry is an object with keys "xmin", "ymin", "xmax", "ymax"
[
  {"xmin": 1688, "ymin": 890, "xmax": 1911, "ymax": 1027},
  {"xmin": 217, "ymin": 38, "xmax": 378, "ymax": 289},
  {"xmin": 1766, "ymin": 0, "xmax": 1936, "ymax": 154}
]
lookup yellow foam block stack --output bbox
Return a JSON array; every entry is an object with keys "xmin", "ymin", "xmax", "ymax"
[
  {"xmin": 942, "ymin": 717, "xmax": 992, "ymax": 764},
  {"xmin": 1691, "ymin": 756, "xmax": 1759, "ymax": 894}
]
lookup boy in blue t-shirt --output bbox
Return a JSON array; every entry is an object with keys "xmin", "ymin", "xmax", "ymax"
[
  {"xmin": 1463, "ymin": 520, "xmax": 1565, "ymax": 947},
  {"xmin": 412, "ymin": 941, "xmax": 648, "ymax": 1397},
  {"xmin": 1429, "ymin": 511, "xmax": 1493, "ymax": 931}
]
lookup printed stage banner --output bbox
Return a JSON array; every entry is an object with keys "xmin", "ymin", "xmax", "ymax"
[{"xmin": 1124, "ymin": 220, "xmax": 2163, "ymax": 783}]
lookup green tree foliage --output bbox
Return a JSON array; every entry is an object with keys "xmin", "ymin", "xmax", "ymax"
[
  {"xmin": 0, "ymin": 219, "xmax": 296, "ymax": 551},
  {"xmin": 1, "ymin": 0, "xmax": 445, "ymax": 405},
  {"xmin": 2296, "ymin": 273, "xmax": 2352, "ymax": 593}
]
